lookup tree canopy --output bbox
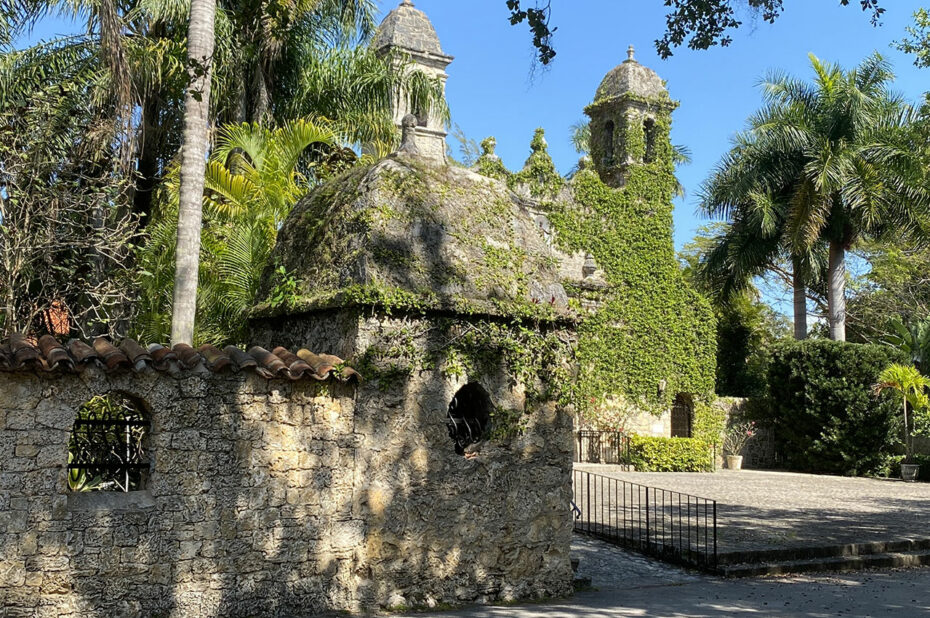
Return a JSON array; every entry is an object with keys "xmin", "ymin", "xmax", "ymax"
[{"xmin": 506, "ymin": 0, "xmax": 885, "ymax": 64}]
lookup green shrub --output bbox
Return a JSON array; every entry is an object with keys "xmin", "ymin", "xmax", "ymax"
[
  {"xmin": 628, "ymin": 436, "xmax": 713, "ymax": 472},
  {"xmin": 692, "ymin": 400, "xmax": 727, "ymax": 449},
  {"xmin": 765, "ymin": 340, "xmax": 906, "ymax": 475}
]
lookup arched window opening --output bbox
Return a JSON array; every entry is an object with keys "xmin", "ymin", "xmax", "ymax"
[
  {"xmin": 603, "ymin": 120, "xmax": 615, "ymax": 166},
  {"xmin": 643, "ymin": 118, "xmax": 657, "ymax": 163},
  {"xmin": 68, "ymin": 393, "xmax": 150, "ymax": 492},
  {"xmin": 670, "ymin": 394, "xmax": 693, "ymax": 438},
  {"xmin": 413, "ymin": 105, "xmax": 429, "ymax": 128},
  {"xmin": 446, "ymin": 383, "xmax": 492, "ymax": 455}
]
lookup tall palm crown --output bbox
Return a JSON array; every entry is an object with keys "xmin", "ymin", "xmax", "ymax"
[
  {"xmin": 700, "ymin": 100, "xmax": 826, "ymax": 340},
  {"xmin": 702, "ymin": 53, "xmax": 930, "ymax": 341}
]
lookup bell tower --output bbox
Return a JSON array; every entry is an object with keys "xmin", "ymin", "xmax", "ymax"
[
  {"xmin": 373, "ymin": 0, "xmax": 453, "ymax": 164},
  {"xmin": 585, "ymin": 45, "xmax": 678, "ymax": 188}
]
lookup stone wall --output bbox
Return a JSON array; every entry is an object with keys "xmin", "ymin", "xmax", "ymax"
[{"xmin": 0, "ymin": 326, "xmax": 573, "ymax": 615}]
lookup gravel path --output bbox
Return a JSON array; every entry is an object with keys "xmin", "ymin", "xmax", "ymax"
[{"xmin": 574, "ymin": 465, "xmax": 930, "ymax": 553}]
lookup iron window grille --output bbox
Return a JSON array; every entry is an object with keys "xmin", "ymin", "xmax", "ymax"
[{"xmin": 68, "ymin": 394, "xmax": 150, "ymax": 492}]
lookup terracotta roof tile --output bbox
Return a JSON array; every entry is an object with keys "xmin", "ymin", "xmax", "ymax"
[
  {"xmin": 39, "ymin": 335, "xmax": 72, "ymax": 371},
  {"xmin": 198, "ymin": 344, "xmax": 234, "ymax": 373},
  {"xmin": 93, "ymin": 337, "xmax": 131, "ymax": 371},
  {"xmin": 0, "ymin": 335, "xmax": 359, "ymax": 383},
  {"xmin": 223, "ymin": 345, "xmax": 258, "ymax": 372}
]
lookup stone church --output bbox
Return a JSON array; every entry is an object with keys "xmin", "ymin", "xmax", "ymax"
[{"xmin": 0, "ymin": 2, "xmax": 713, "ymax": 616}]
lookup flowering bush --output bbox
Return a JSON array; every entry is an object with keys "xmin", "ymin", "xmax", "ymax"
[{"xmin": 723, "ymin": 420, "xmax": 756, "ymax": 456}]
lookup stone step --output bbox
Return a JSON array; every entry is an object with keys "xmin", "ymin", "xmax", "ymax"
[
  {"xmin": 573, "ymin": 575, "xmax": 593, "ymax": 590},
  {"xmin": 721, "ymin": 549, "xmax": 930, "ymax": 578},
  {"xmin": 716, "ymin": 538, "xmax": 930, "ymax": 566}
]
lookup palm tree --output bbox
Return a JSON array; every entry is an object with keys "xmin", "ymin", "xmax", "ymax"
[
  {"xmin": 137, "ymin": 118, "xmax": 337, "ymax": 344},
  {"xmin": 873, "ymin": 363, "xmax": 930, "ymax": 463},
  {"xmin": 756, "ymin": 54, "xmax": 930, "ymax": 341},
  {"xmin": 700, "ymin": 140, "xmax": 826, "ymax": 340},
  {"xmin": 170, "ymin": 0, "xmax": 217, "ymax": 345},
  {"xmin": 882, "ymin": 316, "xmax": 930, "ymax": 373},
  {"xmin": 701, "ymin": 53, "xmax": 930, "ymax": 341},
  {"xmin": 2, "ymin": 0, "xmax": 446, "ymax": 219}
]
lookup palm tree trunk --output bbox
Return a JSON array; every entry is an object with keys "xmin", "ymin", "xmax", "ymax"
[
  {"xmin": 133, "ymin": 97, "xmax": 162, "ymax": 224},
  {"xmin": 792, "ymin": 257, "xmax": 807, "ymax": 340},
  {"xmin": 170, "ymin": 0, "xmax": 216, "ymax": 346},
  {"xmin": 250, "ymin": 62, "xmax": 271, "ymax": 124},
  {"xmin": 828, "ymin": 240, "xmax": 847, "ymax": 342}
]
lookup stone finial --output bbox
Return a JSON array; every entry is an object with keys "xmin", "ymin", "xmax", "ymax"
[
  {"xmin": 582, "ymin": 253, "xmax": 597, "ymax": 279},
  {"xmin": 529, "ymin": 128, "xmax": 548, "ymax": 153},
  {"xmin": 398, "ymin": 114, "xmax": 419, "ymax": 155},
  {"xmin": 480, "ymin": 136, "xmax": 499, "ymax": 159},
  {"xmin": 627, "ymin": 45, "xmax": 635, "ymax": 61},
  {"xmin": 400, "ymin": 0, "xmax": 414, "ymax": 6}
]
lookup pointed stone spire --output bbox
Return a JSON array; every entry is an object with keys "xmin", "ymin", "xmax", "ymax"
[{"xmin": 474, "ymin": 136, "xmax": 510, "ymax": 181}]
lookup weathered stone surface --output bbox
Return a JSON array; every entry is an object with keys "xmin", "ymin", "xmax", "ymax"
[
  {"xmin": 373, "ymin": 1, "xmax": 447, "ymax": 57},
  {"xmin": 594, "ymin": 47, "xmax": 669, "ymax": 102},
  {"xmin": 0, "ymin": 327, "xmax": 573, "ymax": 616},
  {"xmin": 261, "ymin": 158, "xmax": 573, "ymax": 320}
]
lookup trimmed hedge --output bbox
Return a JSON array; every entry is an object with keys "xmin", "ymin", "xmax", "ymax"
[
  {"xmin": 765, "ymin": 340, "xmax": 906, "ymax": 476},
  {"xmin": 628, "ymin": 436, "xmax": 713, "ymax": 472}
]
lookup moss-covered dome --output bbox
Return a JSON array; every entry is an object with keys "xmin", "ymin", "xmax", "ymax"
[
  {"xmin": 257, "ymin": 156, "xmax": 572, "ymax": 320},
  {"xmin": 594, "ymin": 46, "xmax": 667, "ymax": 103}
]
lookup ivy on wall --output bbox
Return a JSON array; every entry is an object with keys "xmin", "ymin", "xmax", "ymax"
[
  {"xmin": 501, "ymin": 110, "xmax": 717, "ymax": 422},
  {"xmin": 510, "ymin": 128, "xmax": 564, "ymax": 198}
]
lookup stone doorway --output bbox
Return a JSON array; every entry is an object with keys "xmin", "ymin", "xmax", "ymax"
[{"xmin": 670, "ymin": 394, "xmax": 692, "ymax": 438}]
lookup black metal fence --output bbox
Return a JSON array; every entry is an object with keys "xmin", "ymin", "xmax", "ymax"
[
  {"xmin": 574, "ymin": 430, "xmax": 630, "ymax": 464},
  {"xmin": 572, "ymin": 469, "xmax": 718, "ymax": 571}
]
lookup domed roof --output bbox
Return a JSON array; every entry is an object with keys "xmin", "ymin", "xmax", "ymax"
[
  {"xmin": 594, "ymin": 46, "xmax": 667, "ymax": 102},
  {"xmin": 373, "ymin": 0, "xmax": 447, "ymax": 57},
  {"xmin": 257, "ymin": 157, "xmax": 572, "ymax": 320}
]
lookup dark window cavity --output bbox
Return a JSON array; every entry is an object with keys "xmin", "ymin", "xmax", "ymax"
[
  {"xmin": 68, "ymin": 393, "xmax": 150, "ymax": 492},
  {"xmin": 643, "ymin": 118, "xmax": 657, "ymax": 163},
  {"xmin": 446, "ymin": 383, "xmax": 492, "ymax": 455},
  {"xmin": 603, "ymin": 120, "xmax": 615, "ymax": 166}
]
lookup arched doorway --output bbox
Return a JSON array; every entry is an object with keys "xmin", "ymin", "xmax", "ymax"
[{"xmin": 670, "ymin": 394, "xmax": 693, "ymax": 438}]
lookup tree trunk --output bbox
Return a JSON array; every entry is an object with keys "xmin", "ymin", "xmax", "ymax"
[
  {"xmin": 792, "ymin": 257, "xmax": 808, "ymax": 340},
  {"xmin": 250, "ymin": 61, "xmax": 271, "ymax": 124},
  {"xmin": 170, "ymin": 0, "xmax": 216, "ymax": 346},
  {"xmin": 828, "ymin": 240, "xmax": 847, "ymax": 342},
  {"xmin": 133, "ymin": 97, "xmax": 162, "ymax": 225}
]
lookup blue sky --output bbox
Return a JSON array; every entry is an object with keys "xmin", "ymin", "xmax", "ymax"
[
  {"xmin": 380, "ymin": 0, "xmax": 930, "ymax": 251},
  {"xmin": 20, "ymin": 0, "xmax": 930, "ymax": 251}
]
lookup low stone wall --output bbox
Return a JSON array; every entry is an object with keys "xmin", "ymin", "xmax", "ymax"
[{"xmin": 0, "ymin": 356, "xmax": 573, "ymax": 616}]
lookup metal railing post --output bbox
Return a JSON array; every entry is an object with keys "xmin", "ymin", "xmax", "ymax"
[
  {"xmin": 586, "ymin": 471, "xmax": 591, "ymax": 533},
  {"xmin": 713, "ymin": 500, "xmax": 718, "ymax": 570},
  {"xmin": 644, "ymin": 486, "xmax": 650, "ymax": 551}
]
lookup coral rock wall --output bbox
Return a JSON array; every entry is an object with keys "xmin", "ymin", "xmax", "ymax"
[{"xmin": 0, "ymin": 341, "xmax": 572, "ymax": 616}]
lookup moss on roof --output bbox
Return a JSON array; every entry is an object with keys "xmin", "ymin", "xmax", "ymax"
[{"xmin": 255, "ymin": 156, "xmax": 573, "ymax": 321}]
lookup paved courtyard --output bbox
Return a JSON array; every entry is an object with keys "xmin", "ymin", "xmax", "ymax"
[
  {"xmin": 574, "ymin": 465, "xmax": 930, "ymax": 553},
  {"xmin": 397, "ymin": 534, "xmax": 930, "ymax": 617}
]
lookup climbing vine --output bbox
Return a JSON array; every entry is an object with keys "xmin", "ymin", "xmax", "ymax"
[
  {"xmin": 509, "ymin": 128, "xmax": 564, "ymax": 198},
  {"xmin": 546, "ymin": 110, "xmax": 716, "ymax": 418},
  {"xmin": 474, "ymin": 137, "xmax": 511, "ymax": 181}
]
